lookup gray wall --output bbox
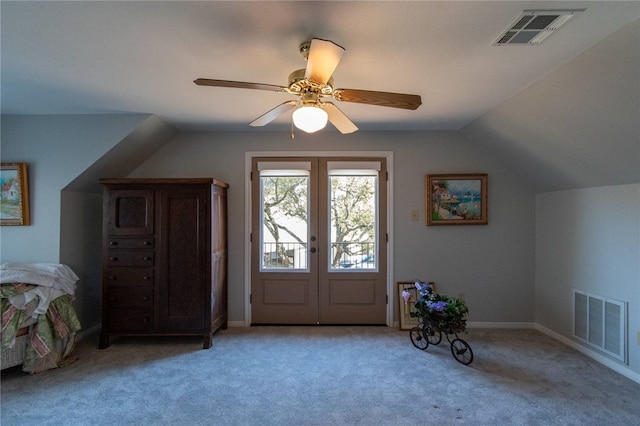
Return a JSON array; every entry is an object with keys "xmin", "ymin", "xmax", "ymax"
[
  {"xmin": 536, "ymin": 184, "xmax": 640, "ymax": 375},
  {"xmin": 129, "ymin": 130, "xmax": 536, "ymax": 326},
  {"xmin": 0, "ymin": 114, "xmax": 153, "ymax": 329},
  {"xmin": 0, "ymin": 114, "xmax": 149, "ymax": 262}
]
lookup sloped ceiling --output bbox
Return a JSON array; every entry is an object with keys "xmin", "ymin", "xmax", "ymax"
[
  {"xmin": 462, "ymin": 19, "xmax": 640, "ymax": 192},
  {"xmin": 1, "ymin": 1, "xmax": 639, "ymax": 192}
]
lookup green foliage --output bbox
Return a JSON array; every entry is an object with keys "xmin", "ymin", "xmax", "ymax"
[{"xmin": 411, "ymin": 291, "xmax": 469, "ymax": 333}]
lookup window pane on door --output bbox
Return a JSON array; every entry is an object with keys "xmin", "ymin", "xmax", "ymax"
[
  {"xmin": 328, "ymin": 174, "xmax": 377, "ymax": 270},
  {"xmin": 260, "ymin": 173, "xmax": 309, "ymax": 270}
]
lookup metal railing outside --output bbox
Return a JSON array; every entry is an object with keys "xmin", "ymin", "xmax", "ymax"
[{"xmin": 262, "ymin": 241, "xmax": 376, "ymax": 270}]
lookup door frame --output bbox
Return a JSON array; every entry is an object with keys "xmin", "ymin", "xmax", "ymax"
[{"xmin": 244, "ymin": 151, "xmax": 394, "ymax": 327}]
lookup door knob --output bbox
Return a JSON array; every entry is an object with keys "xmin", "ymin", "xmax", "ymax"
[{"xmin": 310, "ymin": 247, "xmax": 317, "ymax": 253}]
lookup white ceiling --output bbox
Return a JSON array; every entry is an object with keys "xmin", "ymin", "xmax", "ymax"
[{"xmin": 2, "ymin": 1, "xmax": 639, "ymax": 132}]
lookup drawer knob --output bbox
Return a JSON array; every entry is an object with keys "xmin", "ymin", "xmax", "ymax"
[
  {"xmin": 143, "ymin": 296, "xmax": 149, "ymax": 301},
  {"xmin": 109, "ymin": 276, "xmax": 116, "ymax": 280},
  {"xmin": 144, "ymin": 241, "xmax": 151, "ymax": 246},
  {"xmin": 143, "ymin": 256, "xmax": 152, "ymax": 261},
  {"xmin": 110, "ymin": 256, "xmax": 118, "ymax": 261},
  {"xmin": 109, "ymin": 241, "xmax": 117, "ymax": 246},
  {"xmin": 144, "ymin": 276, "xmax": 150, "ymax": 280}
]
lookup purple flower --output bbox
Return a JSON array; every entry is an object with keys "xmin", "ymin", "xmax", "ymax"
[{"xmin": 427, "ymin": 301, "xmax": 447, "ymax": 312}]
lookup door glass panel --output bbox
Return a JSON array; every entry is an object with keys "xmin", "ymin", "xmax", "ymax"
[
  {"xmin": 328, "ymin": 172, "xmax": 378, "ymax": 270},
  {"xmin": 260, "ymin": 170, "xmax": 310, "ymax": 271}
]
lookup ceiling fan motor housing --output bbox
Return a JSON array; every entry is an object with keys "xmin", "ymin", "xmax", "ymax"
[
  {"xmin": 288, "ymin": 69, "xmax": 334, "ymax": 96},
  {"xmin": 300, "ymin": 90, "xmax": 321, "ymax": 106}
]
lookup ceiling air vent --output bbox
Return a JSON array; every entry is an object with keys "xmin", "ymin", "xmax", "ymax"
[{"xmin": 494, "ymin": 9, "xmax": 584, "ymax": 45}]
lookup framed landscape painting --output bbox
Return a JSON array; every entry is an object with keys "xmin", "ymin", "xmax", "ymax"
[
  {"xmin": 1, "ymin": 163, "xmax": 31, "ymax": 226},
  {"xmin": 425, "ymin": 173, "xmax": 487, "ymax": 226}
]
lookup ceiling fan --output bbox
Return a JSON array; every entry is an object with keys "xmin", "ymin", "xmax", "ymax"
[{"xmin": 194, "ymin": 38, "xmax": 422, "ymax": 134}]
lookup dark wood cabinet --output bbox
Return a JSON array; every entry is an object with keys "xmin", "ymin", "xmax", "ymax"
[{"xmin": 99, "ymin": 178, "xmax": 228, "ymax": 349}]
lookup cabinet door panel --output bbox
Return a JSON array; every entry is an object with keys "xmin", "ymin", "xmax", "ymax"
[
  {"xmin": 156, "ymin": 187, "xmax": 208, "ymax": 332},
  {"xmin": 106, "ymin": 189, "xmax": 154, "ymax": 235},
  {"xmin": 211, "ymin": 186, "xmax": 228, "ymax": 327}
]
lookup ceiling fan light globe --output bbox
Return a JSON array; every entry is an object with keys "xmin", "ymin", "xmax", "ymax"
[{"xmin": 292, "ymin": 106, "xmax": 328, "ymax": 133}]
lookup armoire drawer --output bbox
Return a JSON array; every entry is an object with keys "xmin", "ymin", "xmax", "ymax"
[
  {"xmin": 106, "ymin": 309, "xmax": 153, "ymax": 333},
  {"xmin": 104, "ymin": 268, "xmax": 153, "ymax": 287},
  {"xmin": 107, "ymin": 237, "xmax": 154, "ymax": 249},
  {"xmin": 105, "ymin": 287, "xmax": 153, "ymax": 309},
  {"xmin": 107, "ymin": 250, "xmax": 154, "ymax": 266}
]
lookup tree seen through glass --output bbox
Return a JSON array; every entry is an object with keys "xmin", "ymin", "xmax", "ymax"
[{"xmin": 260, "ymin": 174, "xmax": 377, "ymax": 270}]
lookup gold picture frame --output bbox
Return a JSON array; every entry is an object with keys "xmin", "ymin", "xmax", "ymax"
[
  {"xmin": 1, "ymin": 163, "xmax": 31, "ymax": 226},
  {"xmin": 425, "ymin": 173, "xmax": 488, "ymax": 226},
  {"xmin": 398, "ymin": 281, "xmax": 435, "ymax": 330}
]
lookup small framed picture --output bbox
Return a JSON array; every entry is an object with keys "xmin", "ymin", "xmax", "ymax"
[
  {"xmin": 1, "ymin": 163, "xmax": 31, "ymax": 226},
  {"xmin": 398, "ymin": 281, "xmax": 435, "ymax": 330},
  {"xmin": 425, "ymin": 173, "xmax": 488, "ymax": 226}
]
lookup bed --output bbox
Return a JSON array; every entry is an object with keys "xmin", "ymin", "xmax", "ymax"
[{"xmin": 1, "ymin": 263, "xmax": 81, "ymax": 373}]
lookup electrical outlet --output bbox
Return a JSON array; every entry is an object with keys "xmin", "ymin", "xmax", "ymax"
[{"xmin": 411, "ymin": 209, "xmax": 419, "ymax": 221}]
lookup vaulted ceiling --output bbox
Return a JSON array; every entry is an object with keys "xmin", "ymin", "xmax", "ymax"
[{"xmin": 2, "ymin": 1, "xmax": 639, "ymax": 192}]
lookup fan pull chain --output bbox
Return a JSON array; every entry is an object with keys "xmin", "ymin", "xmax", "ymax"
[{"xmin": 291, "ymin": 120, "xmax": 295, "ymax": 139}]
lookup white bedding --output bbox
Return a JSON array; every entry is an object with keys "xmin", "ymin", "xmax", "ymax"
[{"xmin": 0, "ymin": 263, "xmax": 79, "ymax": 319}]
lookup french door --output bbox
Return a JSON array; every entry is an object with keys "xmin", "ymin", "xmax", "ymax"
[{"xmin": 251, "ymin": 157, "xmax": 387, "ymax": 324}]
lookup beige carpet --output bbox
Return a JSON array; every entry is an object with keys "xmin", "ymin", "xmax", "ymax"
[{"xmin": 2, "ymin": 327, "xmax": 639, "ymax": 425}]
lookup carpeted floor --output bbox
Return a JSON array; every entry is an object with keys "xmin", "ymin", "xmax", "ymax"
[{"xmin": 1, "ymin": 327, "xmax": 639, "ymax": 425}]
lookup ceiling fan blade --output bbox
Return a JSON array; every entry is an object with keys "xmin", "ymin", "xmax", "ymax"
[
  {"xmin": 304, "ymin": 38, "xmax": 345, "ymax": 85},
  {"xmin": 334, "ymin": 89, "xmax": 422, "ymax": 110},
  {"xmin": 194, "ymin": 78, "xmax": 286, "ymax": 92},
  {"xmin": 249, "ymin": 101, "xmax": 297, "ymax": 127},
  {"xmin": 323, "ymin": 102, "xmax": 358, "ymax": 134}
]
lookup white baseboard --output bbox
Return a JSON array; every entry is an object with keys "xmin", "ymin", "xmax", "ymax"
[
  {"xmin": 534, "ymin": 323, "xmax": 640, "ymax": 385},
  {"xmin": 467, "ymin": 321, "xmax": 535, "ymax": 329}
]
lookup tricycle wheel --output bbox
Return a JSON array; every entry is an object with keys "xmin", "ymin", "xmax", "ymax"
[
  {"xmin": 423, "ymin": 325, "xmax": 442, "ymax": 346},
  {"xmin": 450, "ymin": 338, "xmax": 473, "ymax": 365},
  {"xmin": 410, "ymin": 326, "xmax": 428, "ymax": 350}
]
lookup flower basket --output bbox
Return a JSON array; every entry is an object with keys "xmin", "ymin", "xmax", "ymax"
[
  {"xmin": 410, "ymin": 281, "xmax": 468, "ymax": 334},
  {"xmin": 424, "ymin": 312, "xmax": 466, "ymax": 334}
]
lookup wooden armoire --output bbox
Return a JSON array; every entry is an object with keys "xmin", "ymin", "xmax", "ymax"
[{"xmin": 98, "ymin": 178, "xmax": 228, "ymax": 349}]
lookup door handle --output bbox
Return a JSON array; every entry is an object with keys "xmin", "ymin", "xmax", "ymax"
[{"xmin": 310, "ymin": 247, "xmax": 317, "ymax": 253}]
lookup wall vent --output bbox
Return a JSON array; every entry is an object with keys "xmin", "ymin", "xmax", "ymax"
[
  {"xmin": 494, "ymin": 9, "xmax": 584, "ymax": 45},
  {"xmin": 573, "ymin": 290, "xmax": 627, "ymax": 363}
]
